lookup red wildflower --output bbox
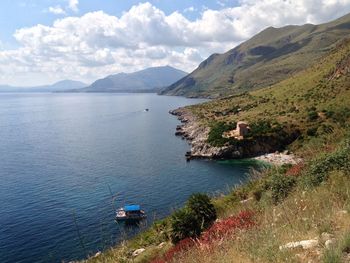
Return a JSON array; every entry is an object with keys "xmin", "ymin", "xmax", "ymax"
[
  {"xmin": 286, "ymin": 163, "xmax": 304, "ymax": 177},
  {"xmin": 151, "ymin": 210, "xmax": 256, "ymax": 262},
  {"xmin": 199, "ymin": 210, "xmax": 255, "ymax": 246}
]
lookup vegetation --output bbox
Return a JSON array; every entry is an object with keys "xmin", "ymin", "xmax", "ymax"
[
  {"xmin": 83, "ymin": 131, "xmax": 350, "ymax": 263},
  {"xmin": 82, "ymin": 26, "xmax": 350, "ymax": 263},
  {"xmin": 207, "ymin": 121, "xmax": 236, "ymax": 147},
  {"xmin": 187, "ymin": 38, "xmax": 350, "ymax": 153},
  {"xmin": 170, "ymin": 193, "xmax": 217, "ymax": 243},
  {"xmin": 160, "ymin": 13, "xmax": 350, "ymax": 98}
]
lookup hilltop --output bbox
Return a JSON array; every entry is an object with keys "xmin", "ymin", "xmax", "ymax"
[
  {"xmin": 160, "ymin": 13, "xmax": 350, "ymax": 98},
  {"xmin": 80, "ymin": 66, "xmax": 187, "ymax": 93}
]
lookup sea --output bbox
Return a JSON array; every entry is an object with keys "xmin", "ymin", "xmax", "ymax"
[{"xmin": 0, "ymin": 93, "xmax": 254, "ymax": 263}]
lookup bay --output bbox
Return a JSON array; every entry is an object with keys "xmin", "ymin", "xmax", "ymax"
[{"xmin": 0, "ymin": 93, "xmax": 252, "ymax": 263}]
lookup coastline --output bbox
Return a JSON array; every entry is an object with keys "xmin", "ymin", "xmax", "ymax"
[{"xmin": 170, "ymin": 107, "xmax": 302, "ymax": 165}]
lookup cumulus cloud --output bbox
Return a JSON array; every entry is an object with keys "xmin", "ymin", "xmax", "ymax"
[
  {"xmin": 48, "ymin": 6, "xmax": 66, "ymax": 15},
  {"xmin": 184, "ymin": 6, "xmax": 196, "ymax": 13},
  {"xmin": 68, "ymin": 0, "xmax": 79, "ymax": 12},
  {"xmin": 1, "ymin": 1, "xmax": 350, "ymax": 85}
]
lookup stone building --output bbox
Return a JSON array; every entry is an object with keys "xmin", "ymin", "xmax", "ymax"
[{"xmin": 223, "ymin": 121, "xmax": 250, "ymax": 140}]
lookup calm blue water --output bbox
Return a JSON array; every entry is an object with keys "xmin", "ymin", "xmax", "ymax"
[{"xmin": 0, "ymin": 93, "xmax": 252, "ymax": 263}]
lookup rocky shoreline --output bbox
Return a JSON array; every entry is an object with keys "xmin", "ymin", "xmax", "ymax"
[
  {"xmin": 170, "ymin": 107, "xmax": 302, "ymax": 165},
  {"xmin": 170, "ymin": 108, "xmax": 229, "ymax": 160}
]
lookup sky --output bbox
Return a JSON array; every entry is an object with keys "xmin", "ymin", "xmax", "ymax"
[{"xmin": 1, "ymin": 0, "xmax": 350, "ymax": 86}]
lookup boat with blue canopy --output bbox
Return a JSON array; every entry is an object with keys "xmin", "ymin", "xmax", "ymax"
[{"xmin": 115, "ymin": 204, "xmax": 146, "ymax": 221}]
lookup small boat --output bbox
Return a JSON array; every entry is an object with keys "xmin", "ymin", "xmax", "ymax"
[
  {"xmin": 115, "ymin": 205, "xmax": 146, "ymax": 221},
  {"xmin": 144, "ymin": 108, "xmax": 149, "ymax": 112}
]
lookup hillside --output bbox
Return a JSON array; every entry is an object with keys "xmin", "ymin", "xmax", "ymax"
[
  {"xmin": 0, "ymin": 80, "xmax": 86, "ymax": 92},
  {"xmin": 160, "ymin": 13, "xmax": 350, "ymax": 98},
  {"xmin": 80, "ymin": 38, "xmax": 350, "ymax": 263},
  {"xmin": 80, "ymin": 66, "xmax": 187, "ymax": 92}
]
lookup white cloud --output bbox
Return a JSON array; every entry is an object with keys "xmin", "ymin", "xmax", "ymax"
[
  {"xmin": 68, "ymin": 0, "xmax": 79, "ymax": 12},
  {"xmin": 48, "ymin": 6, "xmax": 66, "ymax": 15},
  {"xmin": 184, "ymin": 6, "xmax": 196, "ymax": 13},
  {"xmin": 1, "ymin": 1, "xmax": 350, "ymax": 86},
  {"xmin": 217, "ymin": 1, "xmax": 226, "ymax": 7}
]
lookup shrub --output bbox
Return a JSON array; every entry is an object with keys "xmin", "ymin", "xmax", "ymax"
[
  {"xmin": 170, "ymin": 208, "xmax": 200, "ymax": 243},
  {"xmin": 269, "ymin": 173, "xmax": 296, "ymax": 204},
  {"xmin": 199, "ymin": 210, "xmax": 255, "ymax": 246},
  {"xmin": 247, "ymin": 120, "xmax": 284, "ymax": 138},
  {"xmin": 303, "ymin": 139, "xmax": 350, "ymax": 187},
  {"xmin": 170, "ymin": 193, "xmax": 217, "ymax": 243},
  {"xmin": 307, "ymin": 127, "xmax": 318, "ymax": 137},
  {"xmin": 187, "ymin": 193, "xmax": 217, "ymax": 230},
  {"xmin": 286, "ymin": 163, "xmax": 304, "ymax": 177},
  {"xmin": 207, "ymin": 121, "xmax": 237, "ymax": 147},
  {"xmin": 307, "ymin": 110, "xmax": 319, "ymax": 121}
]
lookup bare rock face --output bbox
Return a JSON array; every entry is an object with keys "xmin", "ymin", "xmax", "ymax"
[{"xmin": 170, "ymin": 108, "xmax": 230, "ymax": 159}]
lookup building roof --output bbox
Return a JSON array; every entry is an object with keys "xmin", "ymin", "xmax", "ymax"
[{"xmin": 124, "ymin": 205, "xmax": 141, "ymax": 211}]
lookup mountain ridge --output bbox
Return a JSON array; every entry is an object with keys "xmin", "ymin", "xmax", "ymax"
[
  {"xmin": 160, "ymin": 12, "xmax": 350, "ymax": 98},
  {"xmin": 0, "ymin": 80, "xmax": 87, "ymax": 92},
  {"xmin": 80, "ymin": 66, "xmax": 187, "ymax": 93}
]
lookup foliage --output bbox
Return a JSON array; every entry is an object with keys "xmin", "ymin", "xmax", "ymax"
[
  {"xmin": 285, "ymin": 163, "xmax": 304, "ymax": 177},
  {"xmin": 307, "ymin": 110, "xmax": 319, "ymax": 121},
  {"xmin": 199, "ymin": 210, "xmax": 255, "ymax": 246},
  {"xmin": 207, "ymin": 121, "xmax": 237, "ymax": 147},
  {"xmin": 170, "ymin": 193, "xmax": 217, "ymax": 243},
  {"xmin": 153, "ymin": 211, "xmax": 255, "ymax": 262},
  {"xmin": 303, "ymin": 139, "xmax": 350, "ymax": 187},
  {"xmin": 247, "ymin": 120, "xmax": 283, "ymax": 138},
  {"xmin": 268, "ymin": 173, "xmax": 296, "ymax": 204},
  {"xmin": 307, "ymin": 127, "xmax": 318, "ymax": 137},
  {"xmin": 187, "ymin": 193, "xmax": 217, "ymax": 230},
  {"xmin": 170, "ymin": 209, "xmax": 200, "ymax": 244}
]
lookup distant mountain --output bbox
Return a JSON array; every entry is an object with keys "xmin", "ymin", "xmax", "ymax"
[
  {"xmin": 0, "ymin": 80, "xmax": 87, "ymax": 92},
  {"xmin": 160, "ymin": 13, "xmax": 350, "ymax": 98},
  {"xmin": 80, "ymin": 66, "xmax": 187, "ymax": 93}
]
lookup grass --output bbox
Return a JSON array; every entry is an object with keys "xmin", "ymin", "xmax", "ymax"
[
  {"xmin": 185, "ymin": 39, "xmax": 350, "ymax": 153},
  {"xmin": 82, "ymin": 134, "xmax": 350, "ymax": 263},
  {"xmin": 161, "ymin": 14, "xmax": 350, "ymax": 98},
  {"xmin": 80, "ymin": 40, "xmax": 350, "ymax": 263}
]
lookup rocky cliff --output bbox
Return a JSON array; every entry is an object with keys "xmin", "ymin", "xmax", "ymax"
[{"xmin": 170, "ymin": 108, "xmax": 299, "ymax": 160}]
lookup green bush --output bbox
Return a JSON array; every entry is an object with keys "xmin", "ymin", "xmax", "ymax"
[
  {"xmin": 170, "ymin": 208, "xmax": 200, "ymax": 243},
  {"xmin": 307, "ymin": 110, "xmax": 319, "ymax": 121},
  {"xmin": 307, "ymin": 127, "xmax": 318, "ymax": 137},
  {"xmin": 187, "ymin": 193, "xmax": 217, "ymax": 229},
  {"xmin": 207, "ymin": 121, "xmax": 237, "ymax": 147},
  {"xmin": 170, "ymin": 193, "xmax": 217, "ymax": 243},
  {"xmin": 247, "ymin": 120, "xmax": 284, "ymax": 138},
  {"xmin": 303, "ymin": 140, "xmax": 350, "ymax": 187},
  {"xmin": 269, "ymin": 173, "xmax": 296, "ymax": 204}
]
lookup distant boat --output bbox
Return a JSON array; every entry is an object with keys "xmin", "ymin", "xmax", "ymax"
[
  {"xmin": 144, "ymin": 108, "xmax": 149, "ymax": 112},
  {"xmin": 115, "ymin": 205, "xmax": 146, "ymax": 221}
]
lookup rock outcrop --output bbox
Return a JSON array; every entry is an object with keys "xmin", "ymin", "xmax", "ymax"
[
  {"xmin": 170, "ymin": 108, "xmax": 230, "ymax": 159},
  {"xmin": 170, "ymin": 108, "xmax": 300, "ymax": 161}
]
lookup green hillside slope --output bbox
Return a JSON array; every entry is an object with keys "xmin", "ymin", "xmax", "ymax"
[
  {"xmin": 160, "ymin": 13, "xmax": 350, "ymax": 98},
  {"xmin": 187, "ymin": 39, "xmax": 350, "ymax": 149},
  {"xmin": 81, "ymin": 38, "xmax": 350, "ymax": 263}
]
